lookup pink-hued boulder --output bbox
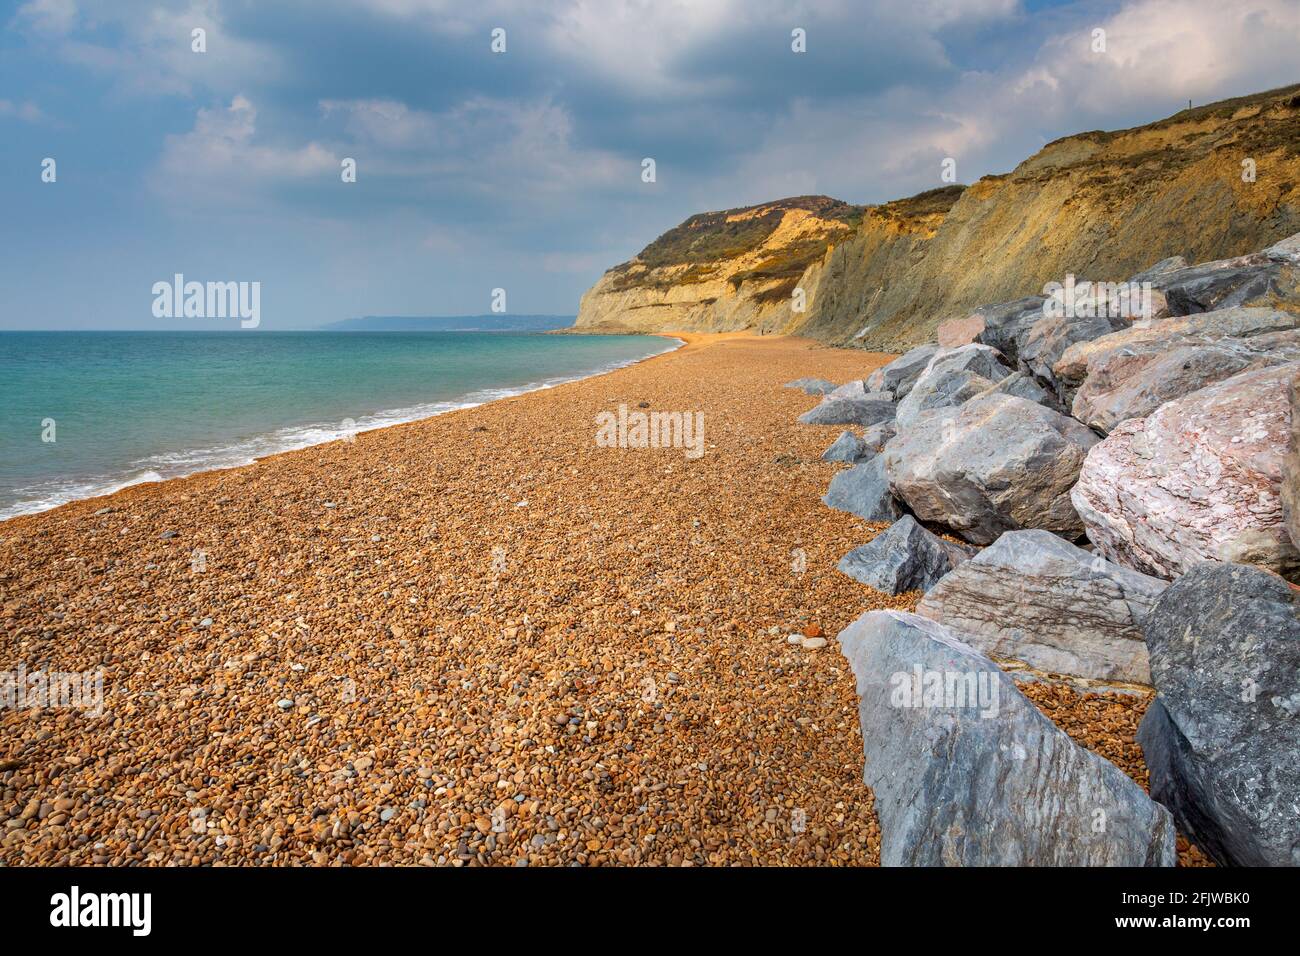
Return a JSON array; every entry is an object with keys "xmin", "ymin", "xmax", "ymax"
[{"xmin": 1072, "ymin": 363, "xmax": 1300, "ymax": 580}]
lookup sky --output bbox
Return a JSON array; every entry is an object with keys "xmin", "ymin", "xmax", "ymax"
[{"xmin": 1, "ymin": 0, "xmax": 1298, "ymax": 330}]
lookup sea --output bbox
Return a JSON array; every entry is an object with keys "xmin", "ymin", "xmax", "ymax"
[{"xmin": 0, "ymin": 331, "xmax": 676, "ymax": 521}]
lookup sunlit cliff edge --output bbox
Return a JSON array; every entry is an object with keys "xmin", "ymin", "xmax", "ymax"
[{"xmin": 575, "ymin": 84, "xmax": 1300, "ymax": 350}]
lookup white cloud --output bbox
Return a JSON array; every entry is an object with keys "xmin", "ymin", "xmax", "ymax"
[
  {"xmin": 1025, "ymin": 0, "xmax": 1300, "ymax": 117},
  {"xmin": 319, "ymin": 98, "xmax": 442, "ymax": 151},
  {"xmin": 540, "ymin": 0, "xmax": 1024, "ymax": 96},
  {"xmin": 13, "ymin": 0, "xmax": 78, "ymax": 35},
  {"xmin": 720, "ymin": 0, "xmax": 1300, "ymax": 206},
  {"xmin": 346, "ymin": 0, "xmax": 519, "ymax": 35},
  {"xmin": 543, "ymin": 0, "xmax": 736, "ymax": 96},
  {"xmin": 150, "ymin": 90, "xmax": 631, "ymax": 216},
  {"xmin": 13, "ymin": 0, "xmax": 279, "ymax": 98},
  {"xmin": 154, "ymin": 96, "xmax": 337, "ymax": 204},
  {"xmin": 22, "ymin": 0, "xmax": 1298, "ymax": 263},
  {"xmin": 336, "ymin": 0, "xmax": 1020, "ymax": 97},
  {"xmin": 319, "ymin": 95, "xmax": 629, "ymax": 199}
]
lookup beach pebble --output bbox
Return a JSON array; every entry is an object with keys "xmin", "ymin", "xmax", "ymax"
[{"xmin": 0, "ymin": 336, "xmax": 1172, "ymax": 869}]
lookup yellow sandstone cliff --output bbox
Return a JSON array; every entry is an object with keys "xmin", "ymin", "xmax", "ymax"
[
  {"xmin": 575, "ymin": 84, "xmax": 1300, "ymax": 348},
  {"xmin": 575, "ymin": 195, "xmax": 865, "ymax": 334}
]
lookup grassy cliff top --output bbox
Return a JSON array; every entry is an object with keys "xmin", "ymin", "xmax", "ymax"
[
  {"xmin": 631, "ymin": 195, "xmax": 866, "ymax": 269},
  {"xmin": 870, "ymin": 185, "xmax": 967, "ymax": 221},
  {"xmin": 1040, "ymin": 82, "xmax": 1300, "ymax": 151}
]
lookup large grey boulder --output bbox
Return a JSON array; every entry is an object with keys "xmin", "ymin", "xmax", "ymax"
[
  {"xmin": 893, "ymin": 344, "xmax": 1013, "ymax": 428},
  {"xmin": 1247, "ymin": 327, "xmax": 1300, "ymax": 353},
  {"xmin": 920, "ymin": 343, "xmax": 1012, "ymax": 384},
  {"xmin": 1054, "ymin": 306, "xmax": 1299, "ymax": 398},
  {"xmin": 896, "ymin": 369, "xmax": 996, "ymax": 429},
  {"xmin": 826, "ymin": 379, "xmax": 871, "ymax": 401},
  {"xmin": 821, "ymin": 430, "xmax": 870, "ymax": 464},
  {"xmin": 1129, "ymin": 256, "xmax": 1188, "ymax": 283},
  {"xmin": 860, "ymin": 421, "xmax": 896, "ymax": 453},
  {"xmin": 837, "ymin": 515, "xmax": 976, "ymax": 595},
  {"xmin": 784, "ymin": 377, "xmax": 836, "ymax": 395},
  {"xmin": 1152, "ymin": 252, "xmax": 1294, "ymax": 315},
  {"xmin": 823, "ymin": 456, "xmax": 903, "ymax": 523},
  {"xmin": 980, "ymin": 370, "xmax": 1056, "ymax": 408},
  {"xmin": 1071, "ymin": 338, "xmax": 1295, "ymax": 434},
  {"xmin": 1073, "ymin": 363, "xmax": 1300, "ymax": 580},
  {"xmin": 798, "ymin": 394, "xmax": 896, "ymax": 427},
  {"xmin": 822, "ymin": 423, "xmax": 898, "ymax": 471},
  {"xmin": 963, "ymin": 295, "xmax": 1048, "ymax": 364},
  {"xmin": 883, "ymin": 393, "xmax": 1100, "ymax": 545},
  {"xmin": 1018, "ymin": 312, "xmax": 1128, "ymax": 402},
  {"xmin": 916, "ymin": 530, "xmax": 1166, "ymax": 683},
  {"xmin": 1265, "ymin": 231, "xmax": 1300, "ymax": 265},
  {"xmin": 979, "ymin": 284, "xmax": 1148, "ymax": 386},
  {"xmin": 838, "ymin": 610, "xmax": 1177, "ymax": 866},
  {"xmin": 1137, "ymin": 563, "xmax": 1300, "ymax": 867},
  {"xmin": 865, "ymin": 344, "xmax": 941, "ymax": 400},
  {"xmin": 897, "ymin": 367, "xmax": 1058, "ymax": 430}
]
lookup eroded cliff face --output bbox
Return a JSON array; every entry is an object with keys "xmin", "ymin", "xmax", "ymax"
[
  {"xmin": 576, "ymin": 84, "xmax": 1300, "ymax": 348},
  {"xmin": 574, "ymin": 196, "xmax": 864, "ymax": 334}
]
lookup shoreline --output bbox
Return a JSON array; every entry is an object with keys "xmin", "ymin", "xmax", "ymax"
[
  {"xmin": 0, "ymin": 335, "xmax": 1171, "ymax": 866},
  {"xmin": 0, "ymin": 332, "xmax": 689, "ymax": 524},
  {"xmin": 2, "ymin": 335, "xmax": 901, "ymax": 866}
]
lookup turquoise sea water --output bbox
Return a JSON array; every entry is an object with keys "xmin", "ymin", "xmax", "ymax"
[{"xmin": 0, "ymin": 331, "xmax": 676, "ymax": 520}]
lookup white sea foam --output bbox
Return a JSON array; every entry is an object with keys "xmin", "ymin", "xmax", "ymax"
[
  {"xmin": 0, "ymin": 338, "xmax": 681, "ymax": 522},
  {"xmin": 0, "ymin": 471, "xmax": 165, "ymax": 522}
]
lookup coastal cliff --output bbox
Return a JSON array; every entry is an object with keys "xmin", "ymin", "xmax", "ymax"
[
  {"xmin": 575, "ymin": 195, "xmax": 865, "ymax": 334},
  {"xmin": 576, "ymin": 84, "xmax": 1300, "ymax": 349}
]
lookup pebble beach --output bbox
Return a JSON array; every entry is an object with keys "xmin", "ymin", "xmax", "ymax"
[{"xmin": 0, "ymin": 334, "xmax": 1186, "ymax": 866}]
